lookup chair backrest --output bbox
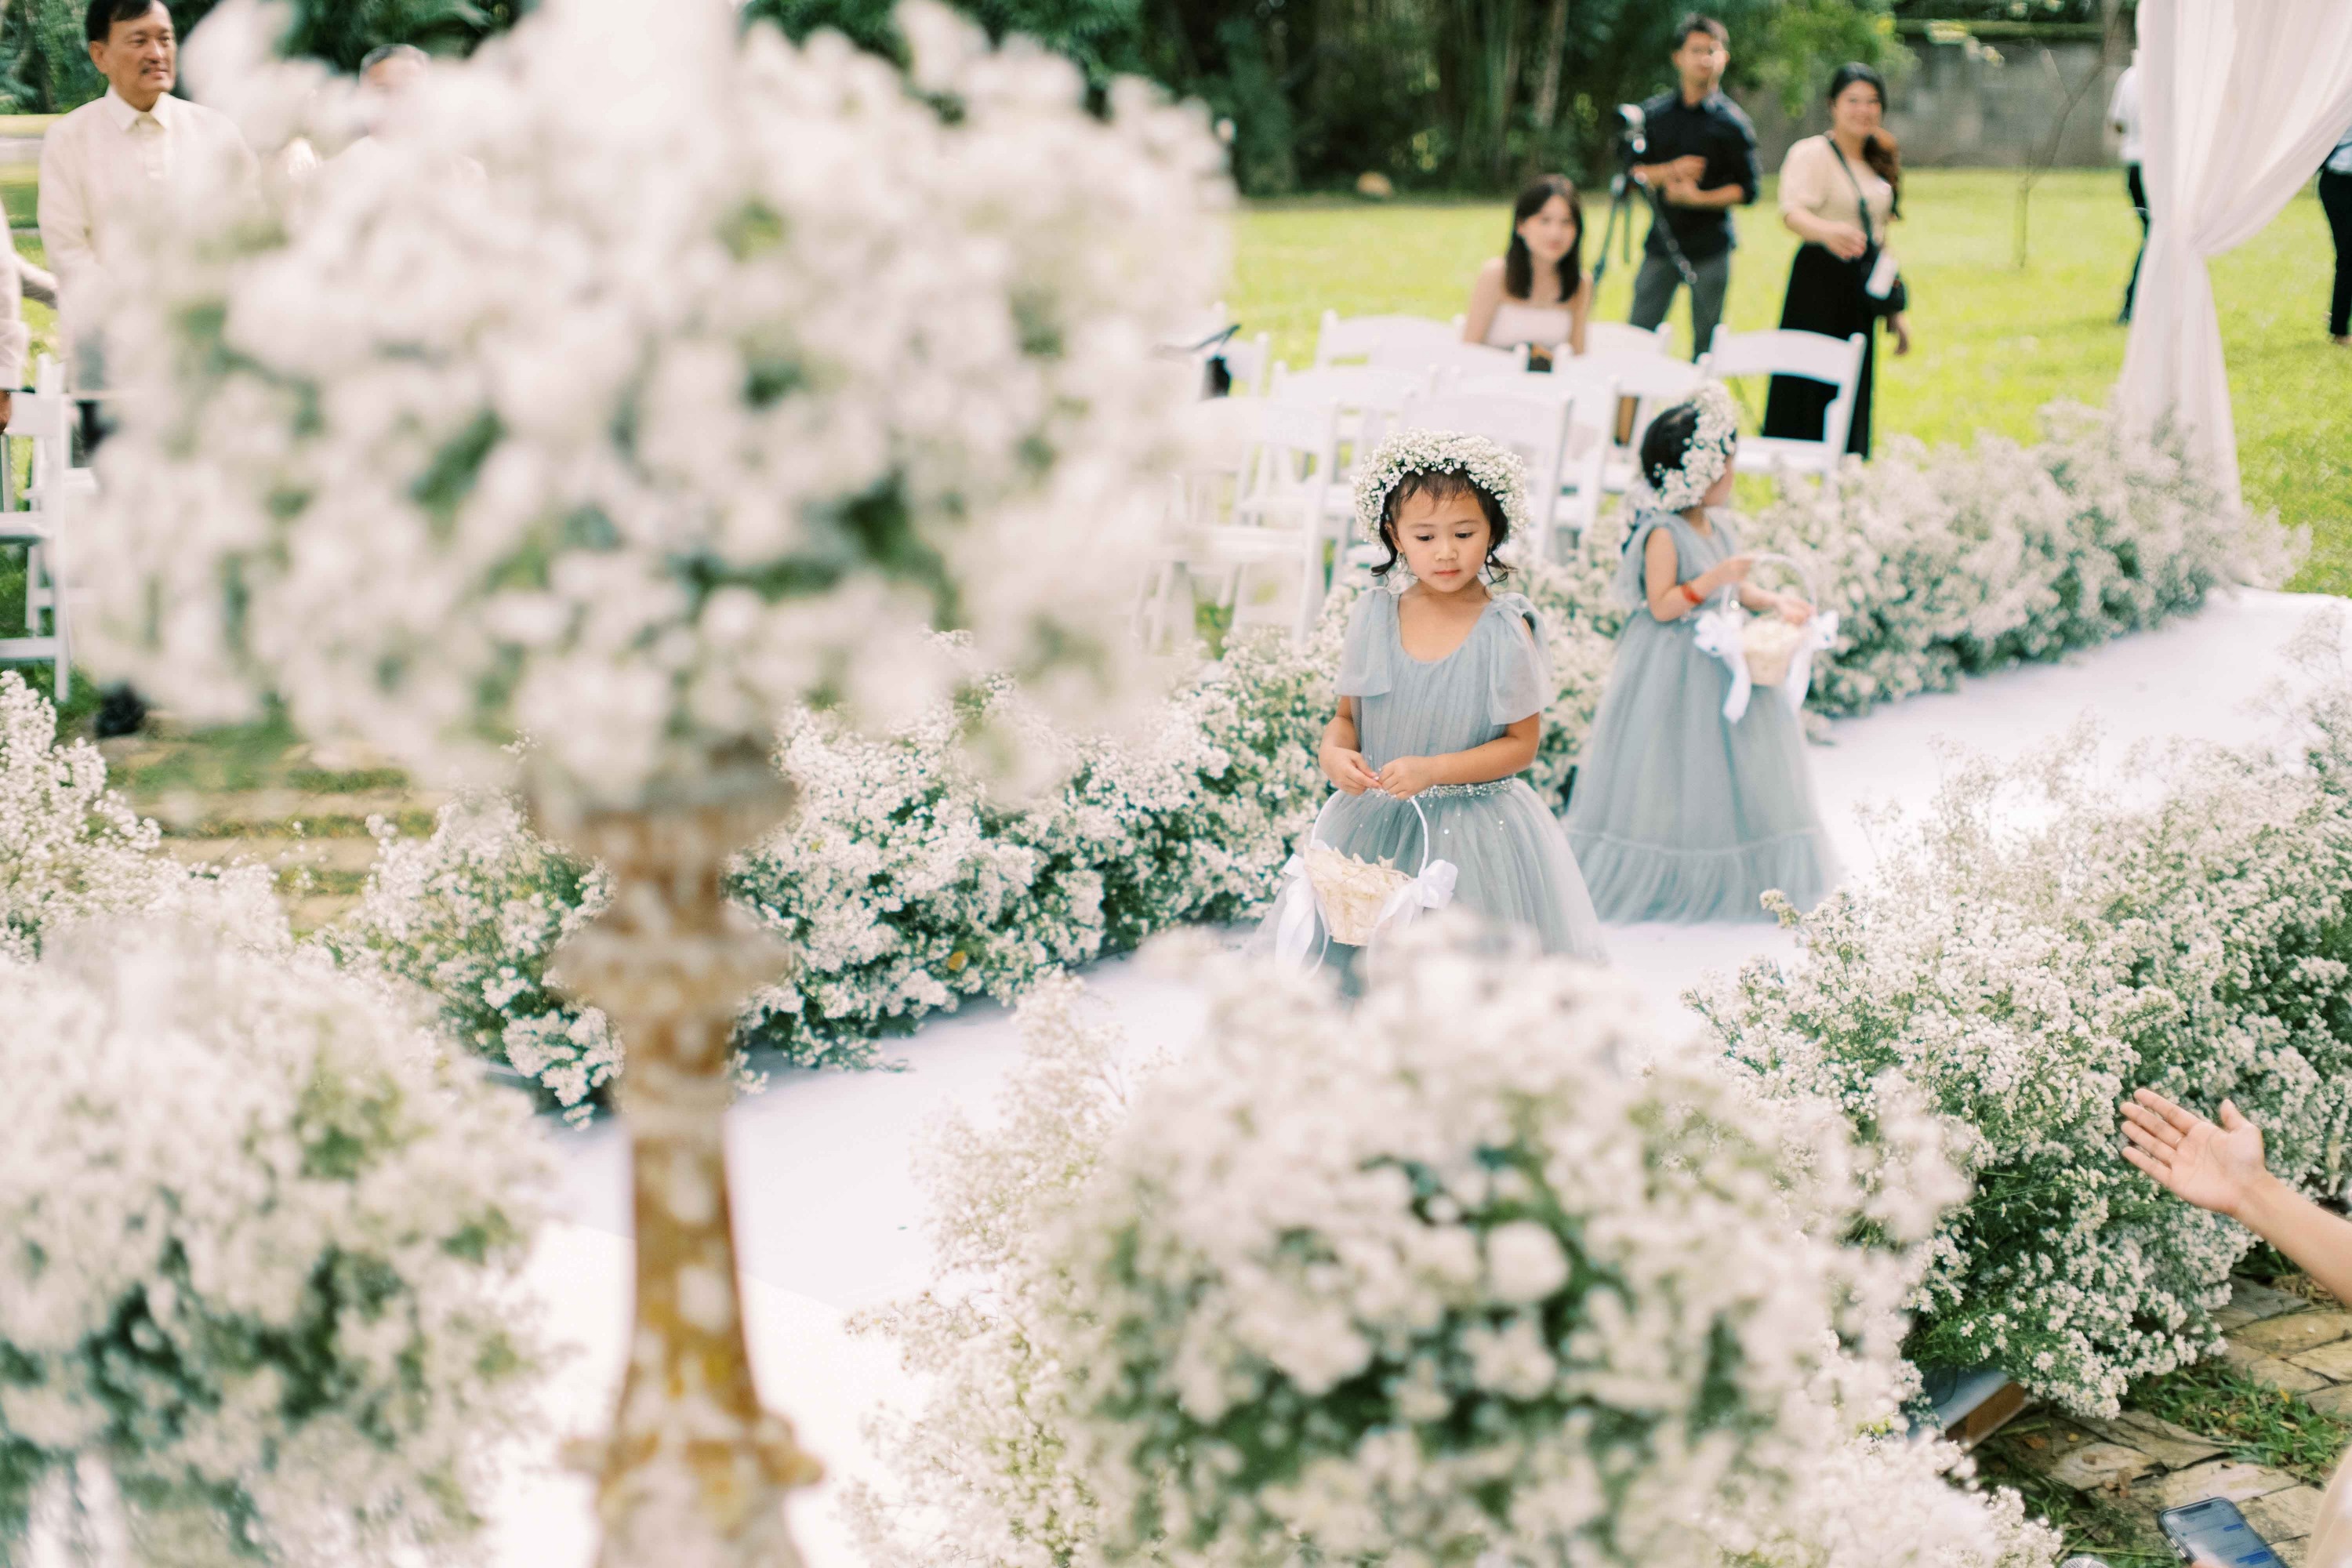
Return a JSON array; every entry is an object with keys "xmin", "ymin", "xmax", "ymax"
[
  {"xmin": 1700, "ymin": 326, "xmax": 1865, "ymax": 389},
  {"xmin": 1219, "ymin": 330, "xmax": 1272, "ymax": 397},
  {"xmin": 1581, "ymin": 320, "xmax": 1672, "ymax": 358},
  {"xmin": 1374, "ymin": 339, "xmax": 1528, "ymax": 377},
  {"xmin": 1313, "ymin": 310, "xmax": 1456, "ymax": 369},
  {"xmin": 1396, "ymin": 392, "xmax": 1572, "ymax": 536},
  {"xmin": 1269, "ymin": 363, "xmax": 1430, "ymax": 414},
  {"xmin": 1243, "ymin": 397, "xmax": 1341, "ymax": 493},
  {"xmin": 1699, "ymin": 325, "xmax": 1865, "ymax": 458},
  {"xmin": 1447, "ymin": 369, "xmax": 1617, "ymax": 430},
  {"xmin": 1574, "ymin": 348, "xmax": 1704, "ymax": 404}
]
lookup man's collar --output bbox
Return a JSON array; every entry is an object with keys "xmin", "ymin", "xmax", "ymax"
[
  {"xmin": 1679, "ymin": 85, "xmax": 1722, "ymax": 110},
  {"xmin": 100, "ymin": 85, "xmax": 176, "ymax": 128}
]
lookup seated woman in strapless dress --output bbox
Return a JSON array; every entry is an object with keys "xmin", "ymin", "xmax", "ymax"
[{"xmin": 1461, "ymin": 174, "xmax": 1592, "ymax": 368}]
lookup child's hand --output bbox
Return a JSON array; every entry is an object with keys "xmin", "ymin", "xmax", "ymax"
[
  {"xmin": 1709, "ymin": 553, "xmax": 1758, "ymax": 591},
  {"xmin": 1775, "ymin": 593, "xmax": 1813, "ymax": 625},
  {"xmin": 1376, "ymin": 756, "xmax": 1439, "ymax": 800},
  {"xmin": 1321, "ymin": 745, "xmax": 1381, "ymax": 796}
]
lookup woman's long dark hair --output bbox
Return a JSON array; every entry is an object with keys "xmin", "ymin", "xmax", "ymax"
[
  {"xmin": 1504, "ymin": 175, "xmax": 1584, "ymax": 303},
  {"xmin": 1828, "ymin": 63, "xmax": 1902, "ymax": 219}
]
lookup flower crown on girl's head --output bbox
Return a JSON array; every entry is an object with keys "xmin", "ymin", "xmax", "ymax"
[
  {"xmin": 1640, "ymin": 379, "xmax": 1741, "ymax": 513},
  {"xmin": 1352, "ymin": 430, "xmax": 1530, "ymax": 546}
]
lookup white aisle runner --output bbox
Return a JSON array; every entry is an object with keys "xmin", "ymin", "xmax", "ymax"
[{"xmin": 495, "ymin": 588, "xmax": 2351, "ymax": 1566}]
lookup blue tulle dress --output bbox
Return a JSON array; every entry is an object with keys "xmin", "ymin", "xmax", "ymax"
[
  {"xmin": 1561, "ymin": 510, "xmax": 1841, "ymax": 922},
  {"xmin": 1288, "ymin": 587, "xmax": 1608, "ymax": 975}
]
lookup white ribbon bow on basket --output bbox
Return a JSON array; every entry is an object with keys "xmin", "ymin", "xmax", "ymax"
[
  {"xmin": 1690, "ymin": 550, "xmax": 1841, "ymax": 722},
  {"xmin": 1269, "ymin": 791, "xmax": 1460, "ymax": 972}
]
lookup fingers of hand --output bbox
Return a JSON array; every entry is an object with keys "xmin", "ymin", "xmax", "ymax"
[
  {"xmin": 2122, "ymin": 1100, "xmax": 2183, "ymax": 1147},
  {"xmin": 2140, "ymin": 1088, "xmax": 2205, "ymax": 1134},
  {"xmin": 2122, "ymin": 1118, "xmax": 2175, "ymax": 1158},
  {"xmin": 2121, "ymin": 1143, "xmax": 2167, "ymax": 1181}
]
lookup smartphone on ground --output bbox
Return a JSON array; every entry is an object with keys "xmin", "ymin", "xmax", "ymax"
[{"xmin": 2156, "ymin": 1496, "xmax": 2288, "ymax": 1567}]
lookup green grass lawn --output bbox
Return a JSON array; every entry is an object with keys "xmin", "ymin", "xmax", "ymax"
[{"xmin": 1229, "ymin": 169, "xmax": 2352, "ymax": 593}]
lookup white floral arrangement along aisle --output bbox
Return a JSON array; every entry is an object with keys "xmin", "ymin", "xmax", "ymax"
[
  {"xmin": 64, "ymin": 0, "xmax": 1229, "ymax": 1562},
  {"xmin": 847, "ymin": 926, "xmax": 2061, "ymax": 1568}
]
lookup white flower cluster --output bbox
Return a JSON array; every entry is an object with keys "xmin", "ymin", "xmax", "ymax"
[
  {"xmin": 78, "ymin": 0, "xmax": 1224, "ymax": 807},
  {"xmin": 276, "ymin": 405, "xmax": 2288, "ymax": 1078},
  {"xmin": 1350, "ymin": 429, "xmax": 1532, "ymax": 546},
  {"xmin": 1700, "ymin": 672, "xmax": 2352, "ymax": 1415},
  {"xmin": 1732, "ymin": 403, "xmax": 2303, "ymax": 716},
  {"xmin": 849, "ymin": 929, "xmax": 2036, "ymax": 1568},
  {"xmin": 1711, "ymin": 1432, "xmax": 2060, "ymax": 1568},
  {"xmin": 0, "ymin": 921, "xmax": 549, "ymax": 1564},
  {"xmin": 0, "ymin": 671, "xmax": 286, "ymax": 963},
  {"xmin": 1635, "ymin": 378, "xmax": 1740, "ymax": 513},
  {"xmin": 732, "ymin": 631, "xmax": 1330, "ymax": 1066},
  {"xmin": 321, "ymin": 795, "xmax": 618, "ymax": 1122}
]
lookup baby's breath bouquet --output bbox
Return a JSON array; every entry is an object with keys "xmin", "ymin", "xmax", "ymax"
[
  {"xmin": 855, "ymin": 926, "xmax": 1975, "ymax": 1568},
  {"xmin": 0, "ymin": 923, "xmax": 549, "ymax": 1564}
]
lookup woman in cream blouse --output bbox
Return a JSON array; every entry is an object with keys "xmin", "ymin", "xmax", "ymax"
[
  {"xmin": 1461, "ymin": 174, "xmax": 1591, "ymax": 367},
  {"xmin": 1762, "ymin": 63, "xmax": 1914, "ymax": 459}
]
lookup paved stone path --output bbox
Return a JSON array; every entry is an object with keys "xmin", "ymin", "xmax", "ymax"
[
  {"xmin": 1985, "ymin": 1277, "xmax": 2351, "ymax": 1566},
  {"xmin": 100, "ymin": 730, "xmax": 440, "ymax": 933}
]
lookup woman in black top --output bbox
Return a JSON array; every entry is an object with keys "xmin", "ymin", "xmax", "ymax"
[{"xmin": 1762, "ymin": 64, "xmax": 1912, "ymax": 459}]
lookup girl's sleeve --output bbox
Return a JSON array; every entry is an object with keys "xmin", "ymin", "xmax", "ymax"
[
  {"xmin": 1486, "ymin": 593, "xmax": 1552, "ymax": 725},
  {"xmin": 1613, "ymin": 514, "xmax": 1676, "ymax": 611},
  {"xmin": 1334, "ymin": 589, "xmax": 1395, "ymax": 698}
]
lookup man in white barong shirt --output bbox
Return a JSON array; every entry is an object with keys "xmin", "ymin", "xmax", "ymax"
[{"xmin": 38, "ymin": 0, "xmax": 256, "ymax": 406}]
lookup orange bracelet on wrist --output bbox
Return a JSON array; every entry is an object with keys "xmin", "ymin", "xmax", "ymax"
[{"xmin": 1677, "ymin": 580, "xmax": 1705, "ymax": 608}]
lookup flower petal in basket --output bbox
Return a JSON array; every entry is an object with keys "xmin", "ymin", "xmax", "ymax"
[{"xmin": 1304, "ymin": 840, "xmax": 1415, "ymax": 947}]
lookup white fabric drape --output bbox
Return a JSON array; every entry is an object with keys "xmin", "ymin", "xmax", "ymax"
[{"xmin": 2117, "ymin": 0, "xmax": 2352, "ymax": 504}]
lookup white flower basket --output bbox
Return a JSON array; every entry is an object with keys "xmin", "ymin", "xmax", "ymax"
[
  {"xmin": 1692, "ymin": 552, "xmax": 1841, "ymax": 723},
  {"xmin": 1269, "ymin": 792, "xmax": 1457, "ymax": 967}
]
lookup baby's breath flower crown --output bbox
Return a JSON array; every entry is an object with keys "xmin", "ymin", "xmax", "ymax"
[
  {"xmin": 1643, "ymin": 378, "xmax": 1742, "ymax": 513},
  {"xmin": 1352, "ymin": 430, "xmax": 1530, "ymax": 546}
]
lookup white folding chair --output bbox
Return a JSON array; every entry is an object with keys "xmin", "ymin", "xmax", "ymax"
[
  {"xmin": 1312, "ymin": 310, "xmax": 1457, "ymax": 369},
  {"xmin": 1698, "ymin": 325, "xmax": 1867, "ymax": 481},
  {"xmin": 1223, "ymin": 398, "xmax": 1344, "ymax": 639},
  {"xmin": 1375, "ymin": 339, "xmax": 1530, "ymax": 379},
  {"xmin": 1577, "ymin": 350, "xmax": 1708, "ymax": 496},
  {"xmin": 1580, "ymin": 320, "xmax": 1674, "ymax": 358},
  {"xmin": 1218, "ymin": 330, "xmax": 1272, "ymax": 397},
  {"xmin": 1393, "ymin": 390, "xmax": 1572, "ymax": 548},
  {"xmin": 1450, "ymin": 368, "xmax": 1617, "ymax": 546},
  {"xmin": 1138, "ymin": 399, "xmax": 1247, "ymax": 651},
  {"xmin": 0, "ymin": 358, "xmax": 87, "ymax": 702},
  {"xmin": 1269, "ymin": 362, "xmax": 1430, "ymax": 533}
]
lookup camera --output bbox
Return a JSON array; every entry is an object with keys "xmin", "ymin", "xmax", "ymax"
[{"xmin": 1614, "ymin": 101, "xmax": 1648, "ymax": 159}]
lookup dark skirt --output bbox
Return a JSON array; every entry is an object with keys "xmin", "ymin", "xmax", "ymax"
[{"xmin": 1761, "ymin": 242, "xmax": 1878, "ymax": 459}]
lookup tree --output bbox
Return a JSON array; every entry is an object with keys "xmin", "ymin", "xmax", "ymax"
[
  {"xmin": 743, "ymin": 0, "xmax": 1145, "ymax": 85},
  {"xmin": 0, "ymin": 0, "xmax": 102, "ymax": 113},
  {"xmin": 1, "ymin": 0, "xmax": 524, "ymax": 113}
]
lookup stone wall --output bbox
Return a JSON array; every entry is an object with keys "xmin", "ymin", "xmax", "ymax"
[{"xmin": 1747, "ymin": 35, "xmax": 2126, "ymax": 172}]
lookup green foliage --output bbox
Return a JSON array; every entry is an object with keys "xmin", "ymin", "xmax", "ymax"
[
  {"xmin": 0, "ymin": 0, "xmax": 101, "ymax": 114},
  {"xmin": 2132, "ymin": 1359, "xmax": 2352, "ymax": 1483},
  {"xmin": 172, "ymin": 0, "xmax": 523, "ymax": 72},
  {"xmin": 1, "ymin": 0, "xmax": 524, "ymax": 111},
  {"xmin": 743, "ymin": 0, "xmax": 1144, "ymax": 85},
  {"xmin": 742, "ymin": 0, "xmax": 1908, "ymax": 195}
]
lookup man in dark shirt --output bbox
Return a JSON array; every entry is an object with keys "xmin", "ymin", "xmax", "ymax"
[{"xmin": 1626, "ymin": 13, "xmax": 1760, "ymax": 361}]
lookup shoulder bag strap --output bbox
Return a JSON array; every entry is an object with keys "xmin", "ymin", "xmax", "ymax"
[{"xmin": 1827, "ymin": 138, "xmax": 1876, "ymax": 251}]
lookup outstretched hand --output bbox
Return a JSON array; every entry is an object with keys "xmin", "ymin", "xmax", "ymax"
[{"xmin": 2120, "ymin": 1089, "xmax": 2270, "ymax": 1219}]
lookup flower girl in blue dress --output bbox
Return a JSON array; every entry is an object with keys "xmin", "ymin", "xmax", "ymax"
[
  {"xmin": 1563, "ymin": 381, "xmax": 1840, "ymax": 921},
  {"xmin": 1274, "ymin": 431, "xmax": 1607, "ymax": 971}
]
